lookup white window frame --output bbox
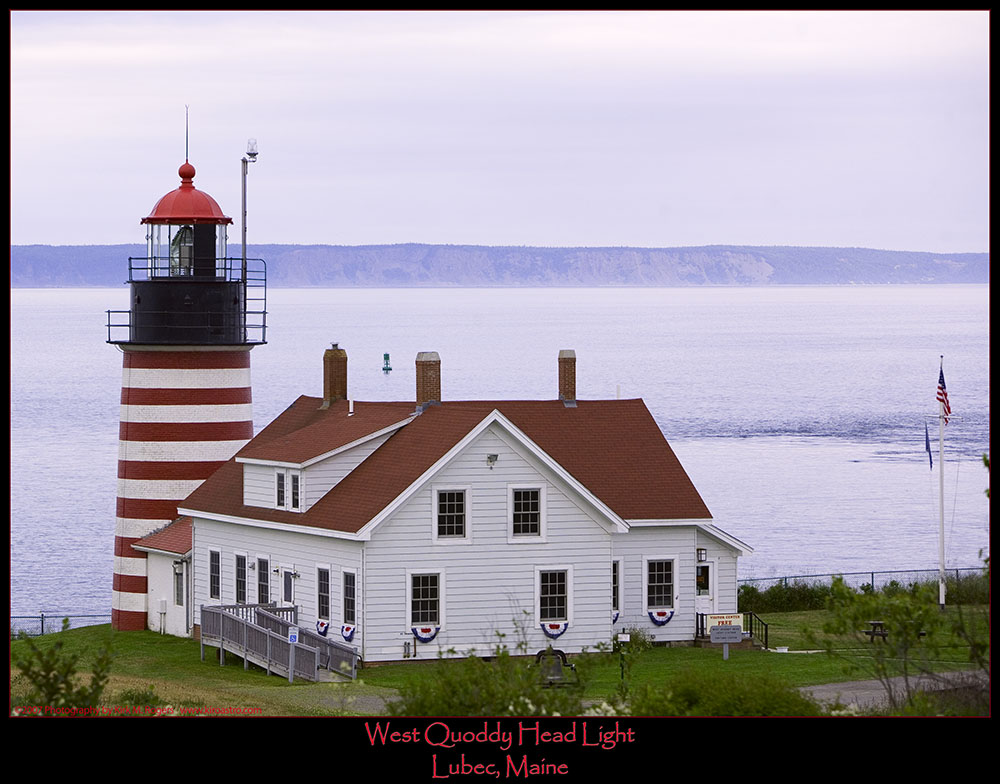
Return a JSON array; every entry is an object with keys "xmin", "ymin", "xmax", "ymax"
[
  {"xmin": 431, "ymin": 486, "xmax": 471, "ymax": 544},
  {"xmin": 406, "ymin": 569, "xmax": 445, "ymax": 628},
  {"xmin": 612, "ymin": 557, "xmax": 623, "ymax": 613},
  {"xmin": 208, "ymin": 549, "xmax": 221, "ymax": 600},
  {"xmin": 275, "ymin": 468, "xmax": 303, "ymax": 512},
  {"xmin": 317, "ymin": 565, "xmax": 332, "ymax": 621},
  {"xmin": 507, "ymin": 484, "xmax": 547, "ymax": 543},
  {"xmin": 235, "ymin": 552, "xmax": 248, "ymax": 604},
  {"xmin": 644, "ymin": 556, "xmax": 675, "ymax": 611},
  {"xmin": 174, "ymin": 565, "xmax": 185, "ymax": 607},
  {"xmin": 535, "ymin": 565, "xmax": 574, "ymax": 626},
  {"xmin": 342, "ymin": 569, "xmax": 357, "ymax": 625}
]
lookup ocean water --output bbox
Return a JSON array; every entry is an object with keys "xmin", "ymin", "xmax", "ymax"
[{"xmin": 10, "ymin": 285, "xmax": 990, "ymax": 616}]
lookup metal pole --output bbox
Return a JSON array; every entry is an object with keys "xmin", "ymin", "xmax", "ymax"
[{"xmin": 938, "ymin": 388, "xmax": 946, "ymax": 608}]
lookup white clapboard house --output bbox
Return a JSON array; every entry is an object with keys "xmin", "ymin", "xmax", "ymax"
[{"xmin": 137, "ymin": 347, "xmax": 750, "ymax": 662}]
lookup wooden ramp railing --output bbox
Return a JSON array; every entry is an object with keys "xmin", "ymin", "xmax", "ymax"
[{"xmin": 200, "ymin": 604, "xmax": 359, "ymax": 682}]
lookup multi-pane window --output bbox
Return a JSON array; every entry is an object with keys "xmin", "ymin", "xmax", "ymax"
[
  {"xmin": 257, "ymin": 558, "xmax": 269, "ymax": 604},
  {"xmin": 209, "ymin": 551, "xmax": 220, "ymax": 599},
  {"xmin": 539, "ymin": 570, "xmax": 568, "ymax": 622},
  {"xmin": 344, "ymin": 572, "xmax": 357, "ymax": 625},
  {"xmin": 512, "ymin": 489, "xmax": 540, "ymax": 536},
  {"xmin": 235, "ymin": 555, "xmax": 247, "ymax": 604},
  {"xmin": 612, "ymin": 561, "xmax": 619, "ymax": 612},
  {"xmin": 411, "ymin": 574, "xmax": 440, "ymax": 625},
  {"xmin": 276, "ymin": 470, "xmax": 302, "ymax": 511},
  {"xmin": 437, "ymin": 491, "xmax": 465, "ymax": 537},
  {"xmin": 174, "ymin": 568, "xmax": 184, "ymax": 606},
  {"xmin": 647, "ymin": 560, "xmax": 673, "ymax": 609},
  {"xmin": 317, "ymin": 568, "xmax": 331, "ymax": 619}
]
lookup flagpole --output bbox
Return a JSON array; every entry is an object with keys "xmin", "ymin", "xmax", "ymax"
[{"xmin": 937, "ymin": 356, "xmax": 946, "ymax": 608}]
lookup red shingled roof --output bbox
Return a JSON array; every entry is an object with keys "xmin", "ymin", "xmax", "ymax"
[
  {"xmin": 134, "ymin": 517, "xmax": 192, "ymax": 555},
  {"xmin": 181, "ymin": 397, "xmax": 711, "ymax": 533}
]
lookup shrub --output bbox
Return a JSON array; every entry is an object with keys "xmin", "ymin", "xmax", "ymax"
[
  {"xmin": 628, "ymin": 669, "xmax": 825, "ymax": 716},
  {"xmin": 387, "ymin": 647, "xmax": 588, "ymax": 716},
  {"xmin": 11, "ymin": 619, "xmax": 113, "ymax": 715},
  {"xmin": 739, "ymin": 580, "xmax": 832, "ymax": 612}
]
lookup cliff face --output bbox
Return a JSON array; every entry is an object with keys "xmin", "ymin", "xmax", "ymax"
[{"xmin": 9, "ymin": 243, "xmax": 989, "ymax": 287}]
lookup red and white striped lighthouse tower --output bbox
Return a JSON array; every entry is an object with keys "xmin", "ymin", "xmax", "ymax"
[{"xmin": 107, "ymin": 158, "xmax": 266, "ymax": 631}]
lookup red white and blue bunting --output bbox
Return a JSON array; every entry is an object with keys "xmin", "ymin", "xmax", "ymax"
[
  {"xmin": 648, "ymin": 610, "xmax": 675, "ymax": 626},
  {"xmin": 341, "ymin": 624, "xmax": 356, "ymax": 642},
  {"xmin": 412, "ymin": 626, "xmax": 440, "ymax": 643},
  {"xmin": 540, "ymin": 621, "xmax": 568, "ymax": 639},
  {"xmin": 315, "ymin": 620, "xmax": 330, "ymax": 637}
]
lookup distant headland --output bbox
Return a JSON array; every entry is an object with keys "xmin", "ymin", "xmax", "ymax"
[{"xmin": 9, "ymin": 243, "xmax": 989, "ymax": 287}]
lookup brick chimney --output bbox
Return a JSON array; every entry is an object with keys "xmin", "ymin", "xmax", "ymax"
[
  {"xmin": 558, "ymin": 349, "xmax": 576, "ymax": 406},
  {"xmin": 416, "ymin": 351, "xmax": 441, "ymax": 409},
  {"xmin": 321, "ymin": 343, "xmax": 348, "ymax": 409}
]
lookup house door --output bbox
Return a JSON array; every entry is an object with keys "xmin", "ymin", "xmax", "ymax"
[
  {"xmin": 280, "ymin": 566, "xmax": 295, "ymax": 607},
  {"xmin": 695, "ymin": 563, "xmax": 715, "ymax": 614}
]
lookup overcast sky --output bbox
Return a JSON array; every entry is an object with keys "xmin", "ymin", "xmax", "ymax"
[{"xmin": 10, "ymin": 10, "xmax": 989, "ymax": 252}]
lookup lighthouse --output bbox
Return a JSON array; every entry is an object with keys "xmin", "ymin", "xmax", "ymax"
[{"xmin": 107, "ymin": 156, "xmax": 266, "ymax": 631}]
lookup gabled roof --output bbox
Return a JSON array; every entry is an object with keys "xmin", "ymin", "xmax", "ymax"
[
  {"xmin": 181, "ymin": 397, "xmax": 712, "ymax": 534},
  {"xmin": 133, "ymin": 517, "xmax": 193, "ymax": 556}
]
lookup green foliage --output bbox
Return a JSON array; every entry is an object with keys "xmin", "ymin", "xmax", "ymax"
[
  {"xmin": 738, "ymin": 580, "xmax": 832, "ymax": 613},
  {"xmin": 611, "ymin": 627, "xmax": 653, "ymax": 701},
  {"xmin": 12, "ymin": 619, "xmax": 113, "ymax": 714},
  {"xmin": 628, "ymin": 669, "xmax": 825, "ymax": 716},
  {"xmin": 386, "ymin": 646, "xmax": 588, "ymax": 716},
  {"xmin": 812, "ymin": 577, "xmax": 950, "ymax": 711}
]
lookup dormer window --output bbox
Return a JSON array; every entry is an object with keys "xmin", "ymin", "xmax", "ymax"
[{"xmin": 276, "ymin": 469, "xmax": 302, "ymax": 512}]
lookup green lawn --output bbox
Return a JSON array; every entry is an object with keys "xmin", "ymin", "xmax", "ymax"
[{"xmin": 10, "ymin": 608, "xmax": 986, "ymax": 716}]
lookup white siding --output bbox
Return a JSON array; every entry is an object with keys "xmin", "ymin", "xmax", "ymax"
[
  {"xmin": 243, "ymin": 463, "xmax": 277, "ymax": 508},
  {"xmin": 612, "ymin": 526, "xmax": 698, "ymax": 643},
  {"xmin": 362, "ymin": 425, "xmax": 615, "ymax": 662},
  {"xmin": 241, "ymin": 433, "xmax": 395, "ymax": 510},
  {"xmin": 192, "ymin": 518, "xmax": 364, "ymax": 651},
  {"xmin": 146, "ymin": 553, "xmax": 190, "ymax": 637},
  {"xmin": 696, "ymin": 530, "xmax": 739, "ymax": 613}
]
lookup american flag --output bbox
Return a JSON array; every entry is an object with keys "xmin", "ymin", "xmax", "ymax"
[{"xmin": 937, "ymin": 367, "xmax": 951, "ymax": 424}]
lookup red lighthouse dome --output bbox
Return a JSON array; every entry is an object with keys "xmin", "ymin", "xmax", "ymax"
[{"xmin": 141, "ymin": 161, "xmax": 233, "ymax": 226}]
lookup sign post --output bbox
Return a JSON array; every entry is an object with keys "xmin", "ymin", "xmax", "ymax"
[{"xmin": 710, "ymin": 623, "xmax": 743, "ymax": 660}]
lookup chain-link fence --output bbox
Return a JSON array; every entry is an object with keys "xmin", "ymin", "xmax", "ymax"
[
  {"xmin": 11, "ymin": 613, "xmax": 112, "ymax": 638},
  {"xmin": 740, "ymin": 567, "xmax": 985, "ymax": 593}
]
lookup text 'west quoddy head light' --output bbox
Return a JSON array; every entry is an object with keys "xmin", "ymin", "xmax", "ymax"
[{"xmin": 106, "ymin": 153, "xmax": 266, "ymax": 632}]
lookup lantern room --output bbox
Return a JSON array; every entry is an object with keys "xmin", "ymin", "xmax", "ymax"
[
  {"xmin": 142, "ymin": 161, "xmax": 231, "ymax": 278},
  {"xmin": 107, "ymin": 159, "xmax": 266, "ymax": 346}
]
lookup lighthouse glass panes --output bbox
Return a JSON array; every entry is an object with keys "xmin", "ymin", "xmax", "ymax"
[{"xmin": 145, "ymin": 224, "xmax": 227, "ymax": 277}]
